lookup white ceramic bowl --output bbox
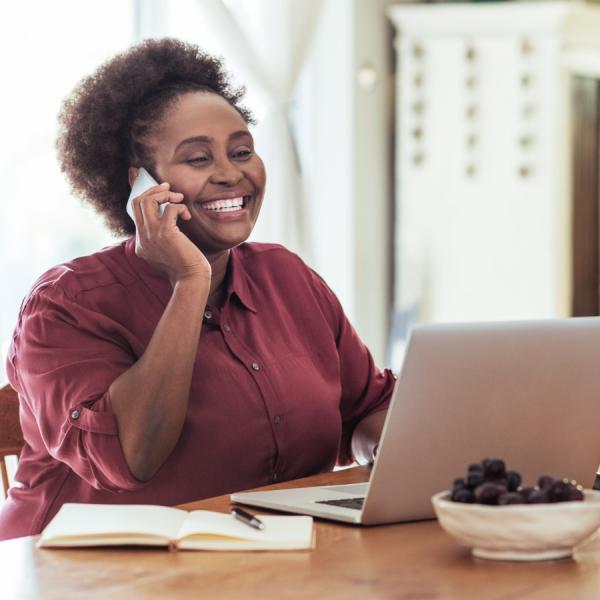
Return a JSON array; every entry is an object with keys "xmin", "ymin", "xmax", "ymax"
[{"xmin": 432, "ymin": 489, "xmax": 600, "ymax": 561}]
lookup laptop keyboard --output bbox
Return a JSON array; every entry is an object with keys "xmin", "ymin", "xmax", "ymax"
[{"xmin": 315, "ymin": 497, "xmax": 365, "ymax": 510}]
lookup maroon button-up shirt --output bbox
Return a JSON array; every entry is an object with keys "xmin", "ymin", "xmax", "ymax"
[{"xmin": 0, "ymin": 238, "xmax": 394, "ymax": 540}]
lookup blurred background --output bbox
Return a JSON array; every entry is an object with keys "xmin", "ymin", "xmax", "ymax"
[{"xmin": 3, "ymin": 0, "xmax": 600, "ymax": 384}]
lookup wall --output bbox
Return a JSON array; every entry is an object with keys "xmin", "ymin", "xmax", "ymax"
[
  {"xmin": 299, "ymin": 0, "xmax": 398, "ymax": 367},
  {"xmin": 353, "ymin": 0, "xmax": 398, "ymax": 366}
]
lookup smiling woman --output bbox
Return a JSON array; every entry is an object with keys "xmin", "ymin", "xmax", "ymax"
[
  {"xmin": 0, "ymin": 38, "xmax": 394, "ymax": 541},
  {"xmin": 147, "ymin": 92, "xmax": 266, "ymax": 261}
]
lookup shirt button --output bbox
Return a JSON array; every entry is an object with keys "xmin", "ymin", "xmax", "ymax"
[
  {"xmin": 71, "ymin": 409, "xmax": 80, "ymax": 420},
  {"xmin": 223, "ymin": 324, "xmax": 231, "ymax": 332},
  {"xmin": 274, "ymin": 415, "xmax": 282, "ymax": 425},
  {"xmin": 204, "ymin": 310, "xmax": 213, "ymax": 320},
  {"xmin": 251, "ymin": 362, "xmax": 260, "ymax": 371}
]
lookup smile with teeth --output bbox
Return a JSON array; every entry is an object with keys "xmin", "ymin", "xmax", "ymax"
[{"xmin": 201, "ymin": 196, "xmax": 249, "ymax": 212}]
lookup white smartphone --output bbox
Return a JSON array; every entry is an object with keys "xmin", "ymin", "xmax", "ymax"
[{"xmin": 126, "ymin": 168, "xmax": 169, "ymax": 221}]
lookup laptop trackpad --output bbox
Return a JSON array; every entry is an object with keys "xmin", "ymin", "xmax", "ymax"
[{"xmin": 323, "ymin": 483, "xmax": 369, "ymax": 495}]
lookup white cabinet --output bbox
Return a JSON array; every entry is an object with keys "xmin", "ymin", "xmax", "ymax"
[{"xmin": 388, "ymin": 2, "xmax": 600, "ymax": 357}]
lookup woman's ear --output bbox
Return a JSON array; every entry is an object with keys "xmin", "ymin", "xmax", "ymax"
[{"xmin": 128, "ymin": 167, "xmax": 140, "ymax": 187}]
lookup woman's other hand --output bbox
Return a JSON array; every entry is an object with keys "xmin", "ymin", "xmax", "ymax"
[{"xmin": 131, "ymin": 181, "xmax": 212, "ymax": 285}]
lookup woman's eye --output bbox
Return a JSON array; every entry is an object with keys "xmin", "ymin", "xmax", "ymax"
[
  {"xmin": 233, "ymin": 148, "xmax": 253, "ymax": 160},
  {"xmin": 186, "ymin": 156, "xmax": 209, "ymax": 165}
]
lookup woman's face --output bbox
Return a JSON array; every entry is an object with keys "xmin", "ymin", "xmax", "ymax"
[{"xmin": 146, "ymin": 91, "xmax": 266, "ymax": 255}]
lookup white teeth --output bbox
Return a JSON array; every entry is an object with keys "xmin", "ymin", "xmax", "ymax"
[
  {"xmin": 212, "ymin": 206, "xmax": 241, "ymax": 212},
  {"xmin": 202, "ymin": 196, "xmax": 244, "ymax": 211}
]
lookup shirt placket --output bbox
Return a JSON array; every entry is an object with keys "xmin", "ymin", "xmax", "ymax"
[{"xmin": 215, "ymin": 302, "xmax": 285, "ymax": 484}]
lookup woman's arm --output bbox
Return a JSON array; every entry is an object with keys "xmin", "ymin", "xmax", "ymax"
[
  {"xmin": 108, "ymin": 276, "xmax": 207, "ymax": 481},
  {"xmin": 301, "ymin": 264, "xmax": 396, "ymax": 466},
  {"xmin": 351, "ymin": 409, "xmax": 388, "ymax": 465},
  {"xmin": 108, "ymin": 182, "xmax": 211, "ymax": 481}
]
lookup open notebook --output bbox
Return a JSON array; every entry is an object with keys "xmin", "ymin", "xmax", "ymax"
[{"xmin": 38, "ymin": 503, "xmax": 314, "ymax": 551}]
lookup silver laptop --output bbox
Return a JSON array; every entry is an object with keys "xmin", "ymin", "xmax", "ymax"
[{"xmin": 231, "ymin": 318, "xmax": 600, "ymax": 525}]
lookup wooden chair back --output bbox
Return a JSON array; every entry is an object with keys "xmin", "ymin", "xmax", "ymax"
[{"xmin": 0, "ymin": 384, "xmax": 24, "ymax": 498}]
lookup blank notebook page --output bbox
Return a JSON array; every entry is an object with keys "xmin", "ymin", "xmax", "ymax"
[{"xmin": 41, "ymin": 503, "xmax": 187, "ymax": 541}]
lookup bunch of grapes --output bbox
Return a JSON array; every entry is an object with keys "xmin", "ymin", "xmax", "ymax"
[{"xmin": 451, "ymin": 458, "xmax": 584, "ymax": 505}]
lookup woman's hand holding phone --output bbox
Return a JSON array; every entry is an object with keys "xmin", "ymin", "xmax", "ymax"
[
  {"xmin": 113, "ymin": 170, "xmax": 212, "ymax": 481},
  {"xmin": 128, "ymin": 170, "xmax": 212, "ymax": 287}
]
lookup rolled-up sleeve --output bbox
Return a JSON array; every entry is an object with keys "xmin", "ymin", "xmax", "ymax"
[
  {"xmin": 7, "ymin": 283, "xmax": 146, "ymax": 492},
  {"xmin": 336, "ymin": 319, "xmax": 395, "ymax": 465},
  {"xmin": 308, "ymin": 270, "xmax": 396, "ymax": 466}
]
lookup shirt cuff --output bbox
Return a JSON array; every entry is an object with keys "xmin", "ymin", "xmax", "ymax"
[{"xmin": 64, "ymin": 392, "xmax": 148, "ymax": 493}]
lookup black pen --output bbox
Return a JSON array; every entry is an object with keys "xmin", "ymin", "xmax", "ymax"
[{"xmin": 231, "ymin": 507, "xmax": 265, "ymax": 531}]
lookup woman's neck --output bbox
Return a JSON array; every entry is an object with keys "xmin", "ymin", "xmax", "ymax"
[{"xmin": 205, "ymin": 249, "xmax": 230, "ymax": 307}]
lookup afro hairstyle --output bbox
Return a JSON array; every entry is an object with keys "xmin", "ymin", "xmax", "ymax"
[{"xmin": 56, "ymin": 38, "xmax": 254, "ymax": 236}]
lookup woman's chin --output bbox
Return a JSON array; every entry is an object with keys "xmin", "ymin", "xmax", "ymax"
[{"xmin": 181, "ymin": 222, "xmax": 254, "ymax": 253}]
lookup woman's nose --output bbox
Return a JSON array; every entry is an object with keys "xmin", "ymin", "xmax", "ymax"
[{"xmin": 209, "ymin": 158, "xmax": 243, "ymax": 186}]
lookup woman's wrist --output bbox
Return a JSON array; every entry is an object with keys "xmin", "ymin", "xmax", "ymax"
[{"xmin": 172, "ymin": 272, "xmax": 211, "ymax": 295}]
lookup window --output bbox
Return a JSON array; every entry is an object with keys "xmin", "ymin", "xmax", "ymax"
[{"xmin": 0, "ymin": 2, "xmax": 135, "ymax": 382}]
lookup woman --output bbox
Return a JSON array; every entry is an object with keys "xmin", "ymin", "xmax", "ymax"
[{"xmin": 0, "ymin": 39, "xmax": 394, "ymax": 540}]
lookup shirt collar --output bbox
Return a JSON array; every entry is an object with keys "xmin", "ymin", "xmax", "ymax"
[
  {"xmin": 227, "ymin": 245, "xmax": 258, "ymax": 313},
  {"xmin": 124, "ymin": 237, "xmax": 257, "ymax": 313}
]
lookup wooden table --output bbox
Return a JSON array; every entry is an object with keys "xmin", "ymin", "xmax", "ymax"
[{"xmin": 3, "ymin": 466, "xmax": 600, "ymax": 599}]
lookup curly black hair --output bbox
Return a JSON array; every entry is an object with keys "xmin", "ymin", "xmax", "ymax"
[{"xmin": 56, "ymin": 38, "xmax": 255, "ymax": 236}]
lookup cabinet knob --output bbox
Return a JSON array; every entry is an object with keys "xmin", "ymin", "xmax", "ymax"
[
  {"xmin": 520, "ymin": 73, "xmax": 533, "ymax": 88},
  {"xmin": 518, "ymin": 165, "xmax": 532, "ymax": 178},
  {"xmin": 520, "ymin": 39, "xmax": 534, "ymax": 56},
  {"xmin": 412, "ymin": 43, "xmax": 425, "ymax": 59}
]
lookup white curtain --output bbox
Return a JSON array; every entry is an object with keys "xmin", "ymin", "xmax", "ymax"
[{"xmin": 196, "ymin": 0, "xmax": 322, "ymax": 258}]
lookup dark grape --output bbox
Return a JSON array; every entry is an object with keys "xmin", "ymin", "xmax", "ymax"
[
  {"xmin": 475, "ymin": 483, "xmax": 506, "ymax": 505},
  {"xmin": 452, "ymin": 488, "xmax": 475, "ymax": 503},
  {"xmin": 506, "ymin": 470, "xmax": 522, "ymax": 492},
  {"xmin": 527, "ymin": 489, "xmax": 549, "ymax": 504},
  {"xmin": 547, "ymin": 480, "xmax": 571, "ymax": 503},
  {"xmin": 537, "ymin": 475, "xmax": 555, "ymax": 490},
  {"xmin": 568, "ymin": 485, "xmax": 584, "ymax": 501},
  {"xmin": 467, "ymin": 470, "xmax": 485, "ymax": 489},
  {"xmin": 484, "ymin": 459, "xmax": 506, "ymax": 480},
  {"xmin": 518, "ymin": 486, "xmax": 536, "ymax": 501},
  {"xmin": 449, "ymin": 460, "xmax": 586, "ymax": 505},
  {"xmin": 490, "ymin": 476, "xmax": 508, "ymax": 490},
  {"xmin": 498, "ymin": 492, "xmax": 524, "ymax": 505},
  {"xmin": 453, "ymin": 477, "xmax": 466, "ymax": 490}
]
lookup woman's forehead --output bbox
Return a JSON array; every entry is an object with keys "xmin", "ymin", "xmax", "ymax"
[{"xmin": 162, "ymin": 91, "xmax": 248, "ymax": 141}]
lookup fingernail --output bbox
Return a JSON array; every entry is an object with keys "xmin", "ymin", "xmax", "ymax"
[{"xmin": 160, "ymin": 182, "xmax": 169, "ymax": 187}]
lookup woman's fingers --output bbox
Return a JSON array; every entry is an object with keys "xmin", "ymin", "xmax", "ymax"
[
  {"xmin": 158, "ymin": 192, "xmax": 185, "ymax": 220},
  {"xmin": 137, "ymin": 189, "xmax": 185, "ymax": 231},
  {"xmin": 132, "ymin": 181, "xmax": 209, "ymax": 285},
  {"xmin": 161, "ymin": 201, "xmax": 192, "ymax": 222},
  {"xmin": 131, "ymin": 182, "xmax": 168, "ymax": 226}
]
